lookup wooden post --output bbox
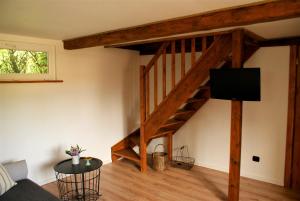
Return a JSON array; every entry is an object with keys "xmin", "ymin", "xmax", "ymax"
[
  {"xmin": 292, "ymin": 45, "xmax": 300, "ymax": 190},
  {"xmin": 284, "ymin": 45, "xmax": 298, "ymax": 188},
  {"xmin": 228, "ymin": 30, "xmax": 244, "ymax": 201},
  {"xmin": 140, "ymin": 65, "xmax": 147, "ymax": 173}
]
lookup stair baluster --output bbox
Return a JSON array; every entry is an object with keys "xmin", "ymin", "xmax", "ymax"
[{"xmin": 181, "ymin": 39, "xmax": 185, "ymax": 78}]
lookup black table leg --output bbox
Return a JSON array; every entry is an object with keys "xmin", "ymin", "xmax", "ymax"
[
  {"xmin": 82, "ymin": 173, "xmax": 85, "ymax": 201},
  {"xmin": 97, "ymin": 170, "xmax": 100, "ymax": 196},
  {"xmin": 74, "ymin": 174, "xmax": 79, "ymax": 197}
]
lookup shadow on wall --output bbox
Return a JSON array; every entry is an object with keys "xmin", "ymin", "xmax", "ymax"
[
  {"xmin": 121, "ymin": 50, "xmax": 140, "ymax": 137},
  {"xmin": 40, "ymin": 145, "xmax": 66, "ymax": 173}
]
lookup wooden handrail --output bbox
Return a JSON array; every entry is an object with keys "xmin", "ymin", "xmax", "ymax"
[
  {"xmin": 113, "ymin": 29, "xmax": 261, "ymax": 173},
  {"xmin": 142, "ymin": 34, "xmax": 215, "ymax": 121},
  {"xmin": 143, "ymin": 41, "xmax": 171, "ymax": 119},
  {"xmin": 141, "ymin": 31, "xmax": 247, "ymax": 123},
  {"xmin": 144, "ymin": 42, "xmax": 170, "ymax": 74},
  {"xmin": 144, "ymin": 34, "xmax": 233, "ymax": 142}
]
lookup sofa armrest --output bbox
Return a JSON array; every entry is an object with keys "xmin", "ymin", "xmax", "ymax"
[{"xmin": 3, "ymin": 160, "xmax": 28, "ymax": 182}]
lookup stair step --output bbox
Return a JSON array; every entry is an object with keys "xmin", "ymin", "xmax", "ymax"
[
  {"xmin": 113, "ymin": 148, "xmax": 140, "ymax": 163},
  {"xmin": 186, "ymin": 98, "xmax": 205, "ymax": 104},
  {"xmin": 130, "ymin": 134, "xmax": 140, "ymax": 146},
  {"xmin": 225, "ymin": 55, "xmax": 232, "ymax": 62},
  {"xmin": 174, "ymin": 109, "xmax": 195, "ymax": 119},
  {"xmin": 175, "ymin": 109, "xmax": 195, "ymax": 115},
  {"xmin": 160, "ymin": 119, "xmax": 184, "ymax": 128},
  {"xmin": 151, "ymin": 130, "xmax": 174, "ymax": 139},
  {"xmin": 198, "ymin": 85, "xmax": 210, "ymax": 91}
]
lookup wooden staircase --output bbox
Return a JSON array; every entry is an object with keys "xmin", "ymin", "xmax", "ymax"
[{"xmin": 111, "ymin": 29, "xmax": 262, "ymax": 172}]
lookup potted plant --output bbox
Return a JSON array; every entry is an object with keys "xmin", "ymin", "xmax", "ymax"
[{"xmin": 65, "ymin": 145, "xmax": 86, "ymax": 165}]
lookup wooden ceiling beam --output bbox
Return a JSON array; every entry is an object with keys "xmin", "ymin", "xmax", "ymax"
[
  {"xmin": 63, "ymin": 0, "xmax": 300, "ymax": 50},
  {"xmin": 106, "ymin": 34, "xmax": 300, "ymax": 55},
  {"xmin": 105, "ymin": 29, "xmax": 233, "ymax": 49},
  {"xmin": 104, "ymin": 29, "xmax": 263, "ymax": 55},
  {"xmin": 259, "ymin": 36, "xmax": 300, "ymax": 47}
]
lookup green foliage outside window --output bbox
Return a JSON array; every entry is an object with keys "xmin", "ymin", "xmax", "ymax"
[{"xmin": 0, "ymin": 49, "xmax": 48, "ymax": 74}]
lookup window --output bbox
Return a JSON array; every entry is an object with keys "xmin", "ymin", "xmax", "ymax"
[{"xmin": 0, "ymin": 40, "xmax": 56, "ymax": 81}]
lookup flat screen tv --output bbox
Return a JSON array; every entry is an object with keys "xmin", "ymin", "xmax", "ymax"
[{"xmin": 209, "ymin": 68, "xmax": 261, "ymax": 101}]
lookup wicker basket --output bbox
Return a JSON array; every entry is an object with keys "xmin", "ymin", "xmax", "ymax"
[
  {"xmin": 152, "ymin": 144, "xmax": 168, "ymax": 171},
  {"xmin": 171, "ymin": 146, "xmax": 195, "ymax": 170}
]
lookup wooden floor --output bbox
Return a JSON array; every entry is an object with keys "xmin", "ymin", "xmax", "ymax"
[{"xmin": 43, "ymin": 159, "xmax": 300, "ymax": 201}]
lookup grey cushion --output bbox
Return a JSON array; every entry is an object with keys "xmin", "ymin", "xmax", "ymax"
[
  {"xmin": 0, "ymin": 164, "xmax": 17, "ymax": 195},
  {"xmin": 3, "ymin": 160, "xmax": 28, "ymax": 182},
  {"xmin": 0, "ymin": 179, "xmax": 60, "ymax": 201}
]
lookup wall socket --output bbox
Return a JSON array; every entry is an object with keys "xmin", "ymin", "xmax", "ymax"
[{"xmin": 252, "ymin": 156, "xmax": 260, "ymax": 162}]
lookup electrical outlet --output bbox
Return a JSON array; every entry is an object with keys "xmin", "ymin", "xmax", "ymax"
[{"xmin": 252, "ymin": 156, "xmax": 260, "ymax": 162}]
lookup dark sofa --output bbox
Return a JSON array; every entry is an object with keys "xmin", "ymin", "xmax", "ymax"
[{"xmin": 0, "ymin": 160, "xmax": 60, "ymax": 201}]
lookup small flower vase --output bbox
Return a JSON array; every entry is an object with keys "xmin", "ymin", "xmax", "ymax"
[{"xmin": 72, "ymin": 155, "xmax": 80, "ymax": 165}]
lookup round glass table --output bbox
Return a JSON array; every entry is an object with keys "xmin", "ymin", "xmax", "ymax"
[{"xmin": 54, "ymin": 158, "xmax": 102, "ymax": 201}]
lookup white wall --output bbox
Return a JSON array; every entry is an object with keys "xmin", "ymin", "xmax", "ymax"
[
  {"xmin": 0, "ymin": 33, "xmax": 140, "ymax": 185},
  {"xmin": 141, "ymin": 47, "xmax": 289, "ymax": 186},
  {"xmin": 0, "ymin": 32, "xmax": 289, "ymax": 187},
  {"xmin": 241, "ymin": 47, "xmax": 288, "ymax": 185}
]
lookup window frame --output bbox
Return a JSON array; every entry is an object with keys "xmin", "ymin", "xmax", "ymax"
[{"xmin": 0, "ymin": 40, "xmax": 56, "ymax": 81}]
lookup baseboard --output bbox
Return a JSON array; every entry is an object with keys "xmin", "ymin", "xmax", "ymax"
[
  {"xmin": 40, "ymin": 160, "xmax": 283, "ymax": 186},
  {"xmin": 194, "ymin": 161, "xmax": 283, "ymax": 186},
  {"xmin": 195, "ymin": 161, "xmax": 229, "ymax": 173},
  {"xmin": 240, "ymin": 171, "xmax": 283, "ymax": 186}
]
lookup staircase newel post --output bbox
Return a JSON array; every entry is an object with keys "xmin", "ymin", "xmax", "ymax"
[{"xmin": 140, "ymin": 65, "xmax": 148, "ymax": 172}]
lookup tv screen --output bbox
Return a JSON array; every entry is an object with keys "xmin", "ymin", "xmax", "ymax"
[{"xmin": 210, "ymin": 68, "xmax": 261, "ymax": 101}]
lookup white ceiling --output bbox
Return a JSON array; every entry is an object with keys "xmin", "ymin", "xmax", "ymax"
[{"xmin": 0, "ymin": 0, "xmax": 300, "ymax": 41}]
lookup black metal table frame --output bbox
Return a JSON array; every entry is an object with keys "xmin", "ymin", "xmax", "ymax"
[{"xmin": 54, "ymin": 158, "xmax": 102, "ymax": 201}]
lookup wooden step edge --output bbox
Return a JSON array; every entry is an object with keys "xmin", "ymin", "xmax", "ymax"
[
  {"xmin": 111, "ymin": 128, "xmax": 140, "ymax": 151},
  {"xmin": 112, "ymin": 148, "xmax": 140, "ymax": 163},
  {"xmin": 175, "ymin": 109, "xmax": 195, "ymax": 115},
  {"xmin": 224, "ymin": 55, "xmax": 232, "ymax": 62},
  {"xmin": 195, "ymin": 86, "xmax": 211, "ymax": 99},
  {"xmin": 186, "ymin": 98, "xmax": 205, "ymax": 104},
  {"xmin": 111, "ymin": 138, "xmax": 130, "ymax": 152},
  {"xmin": 150, "ymin": 131, "xmax": 174, "ymax": 139},
  {"xmin": 130, "ymin": 135, "xmax": 140, "ymax": 146},
  {"xmin": 160, "ymin": 120, "xmax": 185, "ymax": 128},
  {"xmin": 198, "ymin": 85, "xmax": 210, "ymax": 90}
]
